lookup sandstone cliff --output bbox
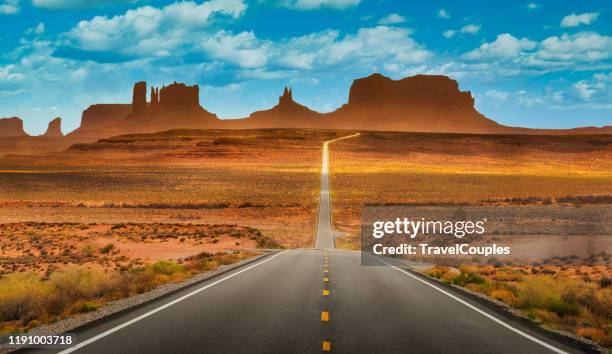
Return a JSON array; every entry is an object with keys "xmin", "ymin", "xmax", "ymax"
[
  {"xmin": 42, "ymin": 117, "xmax": 63, "ymax": 137},
  {"xmin": 325, "ymin": 73, "xmax": 504, "ymax": 133},
  {"xmin": 0, "ymin": 117, "xmax": 28, "ymax": 137},
  {"xmin": 226, "ymin": 87, "xmax": 323, "ymax": 129}
]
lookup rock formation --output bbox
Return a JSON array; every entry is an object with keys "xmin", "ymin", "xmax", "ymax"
[
  {"xmin": 42, "ymin": 117, "xmax": 63, "ymax": 137},
  {"xmin": 0, "ymin": 117, "xmax": 28, "ymax": 137},
  {"xmin": 132, "ymin": 81, "xmax": 147, "ymax": 115},
  {"xmin": 325, "ymin": 73, "xmax": 504, "ymax": 133},
  {"xmin": 120, "ymin": 81, "xmax": 219, "ymax": 132},
  {"xmin": 68, "ymin": 104, "xmax": 132, "ymax": 137},
  {"xmin": 226, "ymin": 86, "xmax": 323, "ymax": 129}
]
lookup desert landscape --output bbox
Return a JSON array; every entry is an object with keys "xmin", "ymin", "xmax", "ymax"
[{"xmin": 0, "ymin": 73, "xmax": 610, "ymax": 350}]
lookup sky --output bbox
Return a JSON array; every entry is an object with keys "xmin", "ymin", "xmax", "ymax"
[{"xmin": 0, "ymin": 0, "xmax": 610, "ymax": 135}]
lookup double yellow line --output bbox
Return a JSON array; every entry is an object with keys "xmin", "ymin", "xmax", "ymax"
[{"xmin": 322, "ymin": 252, "xmax": 331, "ymax": 351}]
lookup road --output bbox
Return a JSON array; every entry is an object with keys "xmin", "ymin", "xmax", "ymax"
[
  {"xmin": 314, "ymin": 133, "xmax": 360, "ymax": 249},
  {"xmin": 27, "ymin": 135, "xmax": 583, "ymax": 354}
]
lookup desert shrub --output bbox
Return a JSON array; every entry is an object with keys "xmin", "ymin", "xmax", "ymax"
[
  {"xmin": 517, "ymin": 276, "xmax": 580, "ymax": 317},
  {"xmin": 0, "ymin": 273, "xmax": 50, "ymax": 322},
  {"xmin": 81, "ymin": 244, "xmax": 96, "ymax": 257},
  {"xmin": 99, "ymin": 243, "xmax": 114, "ymax": 254},
  {"xmin": 425, "ymin": 266, "xmax": 449, "ymax": 279},
  {"xmin": 48, "ymin": 267, "xmax": 123, "ymax": 312},
  {"xmin": 490, "ymin": 289, "xmax": 516, "ymax": 305},
  {"xmin": 451, "ymin": 268, "xmax": 486, "ymax": 287},
  {"xmin": 577, "ymin": 328, "xmax": 609, "ymax": 345},
  {"xmin": 150, "ymin": 260, "xmax": 185, "ymax": 275}
]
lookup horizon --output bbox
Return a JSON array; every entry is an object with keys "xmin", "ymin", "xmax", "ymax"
[{"xmin": 1, "ymin": 0, "xmax": 611, "ymax": 135}]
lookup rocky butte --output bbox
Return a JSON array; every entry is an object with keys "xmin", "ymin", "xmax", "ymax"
[
  {"xmin": 121, "ymin": 81, "xmax": 219, "ymax": 133},
  {"xmin": 0, "ymin": 117, "xmax": 27, "ymax": 137},
  {"xmin": 324, "ymin": 73, "xmax": 504, "ymax": 133},
  {"xmin": 42, "ymin": 117, "xmax": 63, "ymax": 137},
  {"xmin": 226, "ymin": 86, "xmax": 323, "ymax": 129}
]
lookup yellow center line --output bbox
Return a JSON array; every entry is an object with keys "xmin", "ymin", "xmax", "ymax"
[
  {"xmin": 321, "ymin": 311, "xmax": 329, "ymax": 322},
  {"xmin": 322, "ymin": 341, "xmax": 331, "ymax": 352}
]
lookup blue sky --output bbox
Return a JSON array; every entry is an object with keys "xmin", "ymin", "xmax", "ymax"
[{"xmin": 0, "ymin": 0, "xmax": 610, "ymax": 134}]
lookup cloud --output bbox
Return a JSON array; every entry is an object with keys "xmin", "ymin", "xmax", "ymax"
[
  {"xmin": 463, "ymin": 33, "xmax": 536, "ymax": 60},
  {"xmin": 0, "ymin": 0, "xmax": 19, "ymax": 14},
  {"xmin": 535, "ymin": 32, "xmax": 612, "ymax": 63},
  {"xmin": 200, "ymin": 30, "xmax": 270, "ymax": 68},
  {"xmin": 278, "ymin": 26, "xmax": 431, "ymax": 71},
  {"xmin": 378, "ymin": 13, "xmax": 405, "ymax": 25},
  {"xmin": 25, "ymin": 22, "xmax": 45, "ymax": 35},
  {"xmin": 31, "ymin": 0, "xmax": 138, "ymax": 9},
  {"xmin": 460, "ymin": 24, "xmax": 480, "ymax": 34},
  {"xmin": 571, "ymin": 72, "xmax": 611, "ymax": 101},
  {"xmin": 485, "ymin": 90, "xmax": 509, "ymax": 101},
  {"xmin": 573, "ymin": 80, "xmax": 595, "ymax": 100},
  {"xmin": 524, "ymin": 2, "xmax": 540, "ymax": 10},
  {"xmin": 461, "ymin": 31, "xmax": 611, "ymax": 72},
  {"xmin": 62, "ymin": 0, "xmax": 247, "ymax": 56},
  {"xmin": 437, "ymin": 8, "xmax": 450, "ymax": 18},
  {"xmin": 282, "ymin": 0, "xmax": 360, "ymax": 10},
  {"xmin": 560, "ymin": 12, "xmax": 599, "ymax": 27},
  {"xmin": 442, "ymin": 30, "xmax": 456, "ymax": 39}
]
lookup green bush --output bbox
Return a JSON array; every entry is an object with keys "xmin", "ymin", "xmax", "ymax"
[{"xmin": 150, "ymin": 260, "xmax": 185, "ymax": 275}]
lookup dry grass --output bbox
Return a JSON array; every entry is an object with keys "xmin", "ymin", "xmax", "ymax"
[
  {"xmin": 328, "ymin": 132, "xmax": 612, "ymax": 245},
  {"xmin": 0, "ymin": 129, "xmax": 342, "ymax": 247},
  {"xmin": 424, "ymin": 262, "xmax": 612, "ymax": 348},
  {"xmin": 0, "ymin": 251, "xmax": 257, "ymax": 334},
  {"xmin": 0, "ymin": 222, "xmax": 276, "ymax": 275}
]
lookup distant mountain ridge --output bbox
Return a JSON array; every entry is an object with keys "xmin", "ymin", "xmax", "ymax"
[{"xmin": 2, "ymin": 73, "xmax": 611, "ymax": 141}]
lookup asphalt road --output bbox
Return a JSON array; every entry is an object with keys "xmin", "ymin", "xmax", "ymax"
[
  {"xmin": 25, "ymin": 135, "xmax": 584, "ymax": 354},
  {"xmin": 314, "ymin": 133, "xmax": 360, "ymax": 249}
]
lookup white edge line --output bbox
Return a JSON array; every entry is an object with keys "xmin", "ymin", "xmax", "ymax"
[
  {"xmin": 378, "ymin": 258, "xmax": 570, "ymax": 354},
  {"xmin": 58, "ymin": 250, "xmax": 289, "ymax": 354}
]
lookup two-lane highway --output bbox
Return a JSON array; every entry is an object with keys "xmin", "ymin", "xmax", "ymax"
[
  {"xmin": 314, "ymin": 133, "xmax": 360, "ymax": 249},
  {"xmin": 27, "ymin": 134, "xmax": 584, "ymax": 354}
]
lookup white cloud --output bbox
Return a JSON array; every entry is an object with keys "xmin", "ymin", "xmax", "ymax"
[
  {"xmin": 0, "ymin": 64, "xmax": 25, "ymax": 82},
  {"xmin": 378, "ymin": 13, "xmax": 405, "ymax": 25},
  {"xmin": 463, "ymin": 33, "xmax": 536, "ymax": 60},
  {"xmin": 64, "ymin": 0, "xmax": 247, "ymax": 55},
  {"xmin": 560, "ymin": 12, "xmax": 599, "ymax": 27},
  {"xmin": 573, "ymin": 80, "xmax": 595, "ymax": 100},
  {"xmin": 35, "ymin": 22, "xmax": 45, "ymax": 34},
  {"xmin": 461, "ymin": 31, "xmax": 611, "ymax": 72},
  {"xmin": 442, "ymin": 30, "xmax": 456, "ymax": 39},
  {"xmin": 437, "ymin": 8, "xmax": 450, "ymax": 19},
  {"xmin": 200, "ymin": 30, "xmax": 270, "ymax": 68},
  {"xmin": 525, "ymin": 2, "xmax": 540, "ymax": 10},
  {"xmin": 571, "ymin": 72, "xmax": 612, "ymax": 102},
  {"xmin": 485, "ymin": 90, "xmax": 509, "ymax": 101},
  {"xmin": 535, "ymin": 32, "xmax": 612, "ymax": 63},
  {"xmin": 0, "ymin": 0, "xmax": 19, "ymax": 14},
  {"xmin": 279, "ymin": 26, "xmax": 431, "ymax": 70},
  {"xmin": 31, "ymin": 0, "xmax": 138, "ymax": 9},
  {"xmin": 460, "ymin": 24, "xmax": 480, "ymax": 34},
  {"xmin": 283, "ymin": 0, "xmax": 360, "ymax": 10}
]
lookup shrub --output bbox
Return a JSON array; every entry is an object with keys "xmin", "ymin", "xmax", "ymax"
[
  {"xmin": 451, "ymin": 268, "xmax": 486, "ymax": 287},
  {"xmin": 99, "ymin": 243, "xmax": 114, "ymax": 254},
  {"xmin": 150, "ymin": 260, "xmax": 185, "ymax": 275},
  {"xmin": 576, "ymin": 328, "xmax": 608, "ymax": 345},
  {"xmin": 490, "ymin": 289, "xmax": 516, "ymax": 305},
  {"xmin": 517, "ymin": 276, "xmax": 580, "ymax": 317},
  {"xmin": 0, "ymin": 273, "xmax": 50, "ymax": 322}
]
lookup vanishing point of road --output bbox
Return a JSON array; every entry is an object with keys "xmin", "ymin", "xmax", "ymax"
[{"xmin": 27, "ymin": 133, "xmax": 584, "ymax": 354}]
